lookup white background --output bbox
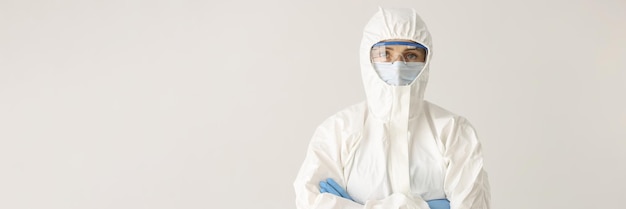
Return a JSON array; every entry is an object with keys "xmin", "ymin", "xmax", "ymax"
[{"xmin": 1, "ymin": 0, "xmax": 625, "ymax": 209}]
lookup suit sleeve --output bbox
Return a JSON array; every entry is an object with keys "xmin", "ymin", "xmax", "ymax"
[{"xmin": 443, "ymin": 117, "xmax": 492, "ymax": 209}]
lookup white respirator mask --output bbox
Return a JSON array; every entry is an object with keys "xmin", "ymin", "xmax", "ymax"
[{"xmin": 372, "ymin": 62, "xmax": 425, "ymax": 86}]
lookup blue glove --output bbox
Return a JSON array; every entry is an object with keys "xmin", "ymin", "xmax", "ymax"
[
  {"xmin": 427, "ymin": 199, "xmax": 450, "ymax": 209},
  {"xmin": 319, "ymin": 178, "xmax": 354, "ymax": 201},
  {"xmin": 320, "ymin": 178, "xmax": 448, "ymax": 209}
]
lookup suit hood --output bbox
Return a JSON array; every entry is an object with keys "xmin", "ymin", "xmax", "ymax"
[{"xmin": 360, "ymin": 7, "xmax": 433, "ymax": 121}]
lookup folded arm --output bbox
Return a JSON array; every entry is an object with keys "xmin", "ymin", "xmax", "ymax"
[{"xmin": 294, "ymin": 124, "xmax": 431, "ymax": 209}]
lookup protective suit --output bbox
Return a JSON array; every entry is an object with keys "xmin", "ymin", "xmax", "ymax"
[{"xmin": 293, "ymin": 7, "xmax": 491, "ymax": 209}]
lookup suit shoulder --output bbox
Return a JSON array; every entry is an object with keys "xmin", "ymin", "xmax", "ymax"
[
  {"xmin": 315, "ymin": 101, "xmax": 367, "ymax": 134},
  {"xmin": 424, "ymin": 101, "xmax": 459, "ymax": 119},
  {"xmin": 423, "ymin": 100, "xmax": 474, "ymax": 127}
]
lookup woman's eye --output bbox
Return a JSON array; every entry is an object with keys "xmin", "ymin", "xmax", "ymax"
[{"xmin": 405, "ymin": 53, "xmax": 418, "ymax": 60}]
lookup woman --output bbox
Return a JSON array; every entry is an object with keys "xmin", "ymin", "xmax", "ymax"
[{"xmin": 294, "ymin": 7, "xmax": 491, "ymax": 209}]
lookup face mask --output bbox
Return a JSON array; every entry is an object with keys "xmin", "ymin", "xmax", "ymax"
[{"xmin": 372, "ymin": 62, "xmax": 425, "ymax": 86}]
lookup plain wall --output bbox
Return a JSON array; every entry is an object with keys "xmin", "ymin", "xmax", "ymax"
[{"xmin": 1, "ymin": 0, "xmax": 625, "ymax": 208}]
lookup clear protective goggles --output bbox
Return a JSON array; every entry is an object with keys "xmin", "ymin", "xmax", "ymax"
[{"xmin": 370, "ymin": 41, "xmax": 428, "ymax": 63}]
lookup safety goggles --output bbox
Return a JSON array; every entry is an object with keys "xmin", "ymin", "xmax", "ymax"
[{"xmin": 370, "ymin": 41, "xmax": 428, "ymax": 63}]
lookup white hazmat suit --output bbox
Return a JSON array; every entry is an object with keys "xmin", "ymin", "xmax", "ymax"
[{"xmin": 294, "ymin": 8, "xmax": 491, "ymax": 209}]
